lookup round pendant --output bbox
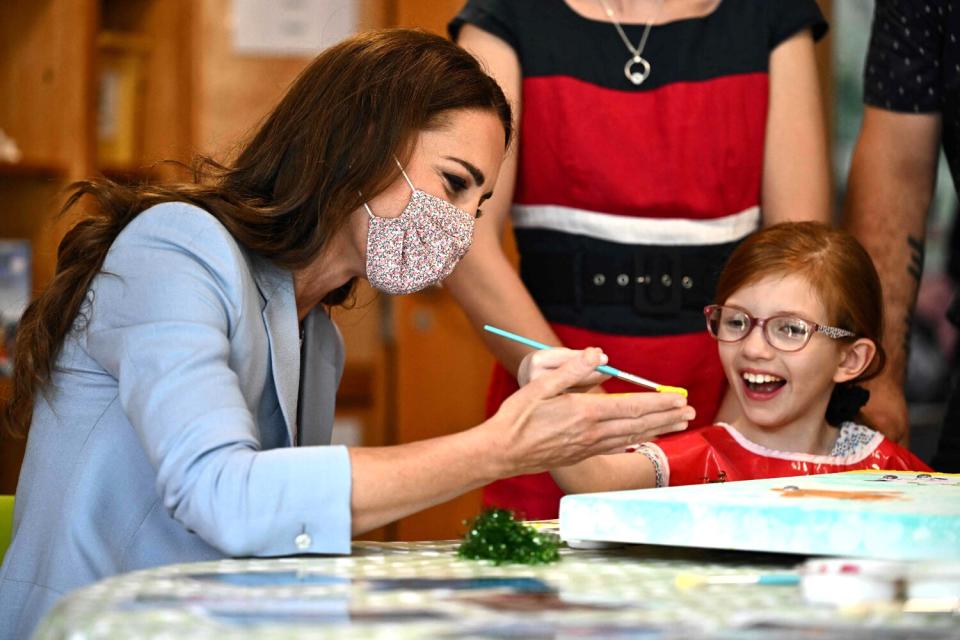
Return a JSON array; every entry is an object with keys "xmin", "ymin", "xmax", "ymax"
[{"xmin": 624, "ymin": 55, "xmax": 651, "ymax": 85}]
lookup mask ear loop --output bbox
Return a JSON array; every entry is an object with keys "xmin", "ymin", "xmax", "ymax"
[
  {"xmin": 361, "ymin": 158, "xmax": 416, "ymax": 218},
  {"xmin": 394, "ymin": 157, "xmax": 416, "ymax": 192},
  {"xmin": 360, "ymin": 194, "xmax": 375, "ymax": 218}
]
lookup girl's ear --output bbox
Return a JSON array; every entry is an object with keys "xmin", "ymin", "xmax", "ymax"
[{"xmin": 833, "ymin": 338, "xmax": 877, "ymax": 383}]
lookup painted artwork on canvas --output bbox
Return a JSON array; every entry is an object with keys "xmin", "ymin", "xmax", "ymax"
[{"xmin": 559, "ymin": 470, "xmax": 960, "ymax": 560}]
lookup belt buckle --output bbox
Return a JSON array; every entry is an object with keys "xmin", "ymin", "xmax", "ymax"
[{"xmin": 633, "ymin": 251, "xmax": 682, "ymax": 316}]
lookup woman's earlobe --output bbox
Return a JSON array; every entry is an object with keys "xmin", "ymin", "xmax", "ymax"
[{"xmin": 834, "ymin": 338, "xmax": 877, "ymax": 383}]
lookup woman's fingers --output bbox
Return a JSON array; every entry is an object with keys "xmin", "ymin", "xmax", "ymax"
[
  {"xmin": 579, "ymin": 390, "xmax": 692, "ymax": 422},
  {"xmin": 569, "ymin": 398, "xmax": 692, "ymax": 455},
  {"xmin": 518, "ymin": 347, "xmax": 608, "ymax": 387},
  {"xmin": 496, "ymin": 353, "xmax": 694, "ymax": 475},
  {"xmin": 520, "ymin": 347, "xmax": 608, "ymax": 398},
  {"xmin": 565, "ymin": 371, "xmax": 611, "ymax": 392},
  {"xmin": 517, "ymin": 347, "xmax": 607, "ymax": 388},
  {"xmin": 527, "ymin": 347, "xmax": 590, "ymax": 369},
  {"xmin": 588, "ymin": 415, "xmax": 691, "ymax": 455}
]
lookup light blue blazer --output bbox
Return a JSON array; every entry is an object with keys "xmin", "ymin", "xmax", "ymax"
[{"xmin": 0, "ymin": 203, "xmax": 352, "ymax": 639}]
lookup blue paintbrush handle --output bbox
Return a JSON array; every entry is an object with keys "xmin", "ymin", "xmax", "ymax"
[
  {"xmin": 483, "ymin": 325, "xmax": 552, "ymax": 351},
  {"xmin": 482, "ymin": 324, "xmax": 665, "ymax": 392},
  {"xmin": 756, "ymin": 574, "xmax": 800, "ymax": 586}
]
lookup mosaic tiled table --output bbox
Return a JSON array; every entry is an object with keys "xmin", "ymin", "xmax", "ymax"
[{"xmin": 35, "ymin": 539, "xmax": 959, "ymax": 639}]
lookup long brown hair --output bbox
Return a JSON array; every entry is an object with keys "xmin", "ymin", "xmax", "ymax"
[
  {"xmin": 714, "ymin": 221, "xmax": 886, "ymax": 382},
  {"xmin": 4, "ymin": 28, "xmax": 512, "ymax": 436}
]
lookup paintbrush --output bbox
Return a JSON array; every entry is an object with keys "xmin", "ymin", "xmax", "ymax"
[
  {"xmin": 675, "ymin": 572, "xmax": 800, "ymax": 589},
  {"xmin": 483, "ymin": 325, "xmax": 687, "ymax": 397}
]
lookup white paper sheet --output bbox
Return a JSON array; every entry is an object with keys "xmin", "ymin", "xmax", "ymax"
[{"xmin": 233, "ymin": 0, "xmax": 358, "ymax": 57}]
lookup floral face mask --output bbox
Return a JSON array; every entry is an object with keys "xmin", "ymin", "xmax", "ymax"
[{"xmin": 364, "ymin": 159, "xmax": 475, "ymax": 295}]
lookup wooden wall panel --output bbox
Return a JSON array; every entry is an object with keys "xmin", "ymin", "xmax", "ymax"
[
  {"xmin": 0, "ymin": 0, "xmax": 95, "ymax": 495},
  {"xmin": 0, "ymin": 378, "xmax": 22, "ymax": 494},
  {"xmin": 131, "ymin": 0, "xmax": 195, "ymax": 178},
  {"xmin": 192, "ymin": 0, "xmax": 391, "ymax": 160},
  {"xmin": 0, "ymin": 0, "xmax": 95, "ymax": 174},
  {"xmin": 394, "ymin": 0, "xmax": 464, "ymax": 35}
]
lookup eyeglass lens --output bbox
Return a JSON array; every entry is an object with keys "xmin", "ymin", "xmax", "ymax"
[{"xmin": 707, "ymin": 307, "xmax": 812, "ymax": 351}]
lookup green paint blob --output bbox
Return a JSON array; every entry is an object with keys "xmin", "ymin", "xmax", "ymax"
[{"xmin": 457, "ymin": 508, "xmax": 561, "ymax": 565}]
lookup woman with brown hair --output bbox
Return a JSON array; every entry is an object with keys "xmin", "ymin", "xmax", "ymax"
[{"xmin": 0, "ymin": 28, "xmax": 693, "ymax": 638}]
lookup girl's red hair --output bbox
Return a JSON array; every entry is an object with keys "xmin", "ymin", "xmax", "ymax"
[{"xmin": 714, "ymin": 221, "xmax": 885, "ymax": 381}]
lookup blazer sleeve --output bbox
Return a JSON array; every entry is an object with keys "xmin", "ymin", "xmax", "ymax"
[{"xmin": 84, "ymin": 203, "xmax": 352, "ymax": 556}]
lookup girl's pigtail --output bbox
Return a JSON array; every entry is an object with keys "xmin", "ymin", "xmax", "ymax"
[{"xmin": 825, "ymin": 383, "xmax": 871, "ymax": 427}]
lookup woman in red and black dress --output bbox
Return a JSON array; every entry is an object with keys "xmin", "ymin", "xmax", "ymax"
[{"xmin": 445, "ymin": 0, "xmax": 831, "ymax": 519}]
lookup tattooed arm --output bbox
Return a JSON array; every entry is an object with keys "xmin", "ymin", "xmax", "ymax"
[{"xmin": 843, "ymin": 106, "xmax": 941, "ymax": 444}]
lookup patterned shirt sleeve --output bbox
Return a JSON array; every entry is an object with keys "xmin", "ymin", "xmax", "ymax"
[{"xmin": 864, "ymin": 0, "xmax": 947, "ymax": 113}]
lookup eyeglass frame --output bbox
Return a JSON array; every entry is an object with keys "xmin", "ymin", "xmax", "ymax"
[{"xmin": 703, "ymin": 304, "xmax": 856, "ymax": 352}]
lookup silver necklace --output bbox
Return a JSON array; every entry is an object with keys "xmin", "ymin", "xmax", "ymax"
[{"xmin": 596, "ymin": 0, "xmax": 665, "ymax": 85}]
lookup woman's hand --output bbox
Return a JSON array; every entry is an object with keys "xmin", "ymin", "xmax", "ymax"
[
  {"xmin": 517, "ymin": 347, "xmax": 610, "ymax": 391},
  {"xmin": 348, "ymin": 348, "xmax": 685, "ymax": 535},
  {"xmin": 483, "ymin": 348, "xmax": 694, "ymax": 478}
]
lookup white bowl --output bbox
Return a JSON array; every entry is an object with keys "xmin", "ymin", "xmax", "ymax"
[{"xmin": 801, "ymin": 558, "xmax": 906, "ymax": 606}]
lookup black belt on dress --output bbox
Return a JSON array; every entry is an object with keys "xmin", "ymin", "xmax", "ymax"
[{"xmin": 516, "ymin": 231, "xmax": 741, "ymax": 336}]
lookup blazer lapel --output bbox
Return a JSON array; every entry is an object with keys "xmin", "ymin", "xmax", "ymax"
[
  {"xmin": 297, "ymin": 309, "xmax": 345, "ymax": 446},
  {"xmin": 251, "ymin": 255, "xmax": 300, "ymax": 446}
]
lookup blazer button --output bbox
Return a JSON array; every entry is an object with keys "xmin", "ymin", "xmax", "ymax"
[
  {"xmin": 295, "ymin": 532, "xmax": 312, "ymax": 551},
  {"xmin": 592, "ymin": 273, "xmax": 606, "ymax": 286}
]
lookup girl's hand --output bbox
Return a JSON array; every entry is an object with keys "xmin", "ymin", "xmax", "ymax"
[
  {"xmin": 485, "ymin": 348, "xmax": 694, "ymax": 477},
  {"xmin": 517, "ymin": 347, "xmax": 611, "ymax": 392}
]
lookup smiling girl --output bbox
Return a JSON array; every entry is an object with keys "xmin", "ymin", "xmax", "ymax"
[{"xmin": 547, "ymin": 222, "xmax": 930, "ymax": 493}]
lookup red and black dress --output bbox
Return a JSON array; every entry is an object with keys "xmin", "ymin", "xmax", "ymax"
[{"xmin": 450, "ymin": 0, "xmax": 828, "ymax": 519}]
